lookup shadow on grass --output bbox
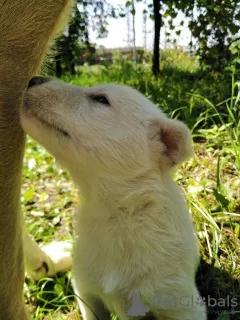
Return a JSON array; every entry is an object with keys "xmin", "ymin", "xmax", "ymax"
[
  {"xmin": 196, "ymin": 258, "xmax": 240, "ymax": 320},
  {"xmin": 129, "ymin": 258, "xmax": 240, "ymax": 320}
]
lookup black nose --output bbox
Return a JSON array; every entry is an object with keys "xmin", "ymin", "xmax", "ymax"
[{"xmin": 28, "ymin": 76, "xmax": 50, "ymax": 88}]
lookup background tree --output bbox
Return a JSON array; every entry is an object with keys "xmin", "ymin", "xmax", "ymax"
[
  {"xmin": 53, "ymin": 0, "xmax": 240, "ymax": 77},
  {"xmin": 125, "ymin": 0, "xmax": 137, "ymax": 62},
  {"xmin": 184, "ymin": 0, "xmax": 240, "ymax": 71},
  {"xmin": 152, "ymin": 0, "xmax": 161, "ymax": 75},
  {"xmin": 142, "ymin": 9, "xmax": 148, "ymax": 50},
  {"xmin": 125, "ymin": 0, "xmax": 190, "ymax": 75},
  {"xmin": 55, "ymin": 0, "xmax": 115, "ymax": 77},
  {"xmin": 125, "ymin": 0, "xmax": 240, "ymax": 74},
  {"xmin": 132, "ymin": 0, "xmax": 137, "ymax": 63}
]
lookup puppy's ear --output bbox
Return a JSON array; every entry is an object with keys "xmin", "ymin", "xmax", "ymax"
[{"xmin": 149, "ymin": 117, "xmax": 193, "ymax": 167}]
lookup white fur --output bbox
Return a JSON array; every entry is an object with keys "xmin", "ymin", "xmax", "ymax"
[{"xmin": 21, "ymin": 80, "xmax": 206, "ymax": 320}]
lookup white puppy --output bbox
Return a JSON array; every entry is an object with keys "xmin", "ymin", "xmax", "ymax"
[{"xmin": 21, "ymin": 77, "xmax": 206, "ymax": 320}]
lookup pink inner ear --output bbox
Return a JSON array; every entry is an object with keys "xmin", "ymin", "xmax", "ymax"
[
  {"xmin": 160, "ymin": 127, "xmax": 180, "ymax": 164},
  {"xmin": 149, "ymin": 118, "xmax": 193, "ymax": 166}
]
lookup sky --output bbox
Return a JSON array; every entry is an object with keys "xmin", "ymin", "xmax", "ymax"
[{"xmin": 89, "ymin": 0, "xmax": 192, "ymax": 50}]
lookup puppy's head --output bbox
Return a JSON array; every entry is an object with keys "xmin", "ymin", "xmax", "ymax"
[{"xmin": 21, "ymin": 77, "xmax": 193, "ymax": 179}]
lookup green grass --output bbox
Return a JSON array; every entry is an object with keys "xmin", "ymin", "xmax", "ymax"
[
  {"xmin": 23, "ymin": 61, "xmax": 240, "ymax": 319},
  {"xmin": 22, "ymin": 140, "xmax": 78, "ymax": 319}
]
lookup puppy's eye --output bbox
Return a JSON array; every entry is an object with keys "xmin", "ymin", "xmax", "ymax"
[
  {"xmin": 59, "ymin": 128, "xmax": 70, "ymax": 138},
  {"xmin": 91, "ymin": 95, "xmax": 110, "ymax": 106},
  {"xmin": 56, "ymin": 127, "xmax": 70, "ymax": 138}
]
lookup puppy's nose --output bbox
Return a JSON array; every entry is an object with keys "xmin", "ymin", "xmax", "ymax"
[{"xmin": 28, "ymin": 76, "xmax": 51, "ymax": 88}]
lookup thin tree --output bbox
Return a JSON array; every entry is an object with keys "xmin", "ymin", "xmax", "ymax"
[
  {"xmin": 55, "ymin": 0, "xmax": 115, "ymax": 77},
  {"xmin": 126, "ymin": 7, "xmax": 131, "ymax": 47},
  {"xmin": 143, "ymin": 9, "xmax": 147, "ymax": 49},
  {"xmin": 132, "ymin": 0, "xmax": 137, "ymax": 63},
  {"xmin": 152, "ymin": 0, "xmax": 161, "ymax": 75}
]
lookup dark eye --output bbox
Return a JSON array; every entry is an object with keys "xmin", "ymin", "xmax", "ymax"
[
  {"xmin": 56, "ymin": 127, "xmax": 70, "ymax": 138},
  {"xmin": 90, "ymin": 95, "xmax": 110, "ymax": 106}
]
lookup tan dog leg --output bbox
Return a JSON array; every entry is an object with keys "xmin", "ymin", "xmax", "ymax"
[{"xmin": 0, "ymin": 0, "xmax": 74, "ymax": 318}]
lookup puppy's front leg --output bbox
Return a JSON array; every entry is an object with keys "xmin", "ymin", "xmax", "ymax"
[
  {"xmin": 74, "ymin": 290, "xmax": 111, "ymax": 320},
  {"xmin": 23, "ymin": 220, "xmax": 72, "ymax": 280}
]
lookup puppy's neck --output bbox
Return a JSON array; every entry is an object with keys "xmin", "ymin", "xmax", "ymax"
[{"xmin": 75, "ymin": 169, "xmax": 173, "ymax": 220}]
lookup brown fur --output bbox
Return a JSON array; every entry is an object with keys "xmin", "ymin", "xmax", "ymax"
[{"xmin": 0, "ymin": 1, "xmax": 74, "ymax": 318}]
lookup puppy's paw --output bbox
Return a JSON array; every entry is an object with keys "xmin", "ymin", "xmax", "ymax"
[
  {"xmin": 41, "ymin": 241, "xmax": 73, "ymax": 274},
  {"xmin": 26, "ymin": 241, "xmax": 72, "ymax": 281}
]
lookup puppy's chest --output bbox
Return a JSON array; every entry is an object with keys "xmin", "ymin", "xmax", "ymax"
[
  {"xmin": 74, "ymin": 215, "xmax": 181, "ymax": 294},
  {"xmin": 74, "ymin": 234, "xmax": 132, "ymax": 294},
  {"xmin": 74, "ymin": 219, "xmax": 130, "ymax": 268},
  {"xmin": 74, "ymin": 218, "xmax": 147, "ymax": 291}
]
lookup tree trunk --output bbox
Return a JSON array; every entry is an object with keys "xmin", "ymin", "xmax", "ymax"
[
  {"xmin": 152, "ymin": 0, "xmax": 161, "ymax": 76},
  {"xmin": 70, "ymin": 61, "xmax": 76, "ymax": 75}
]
